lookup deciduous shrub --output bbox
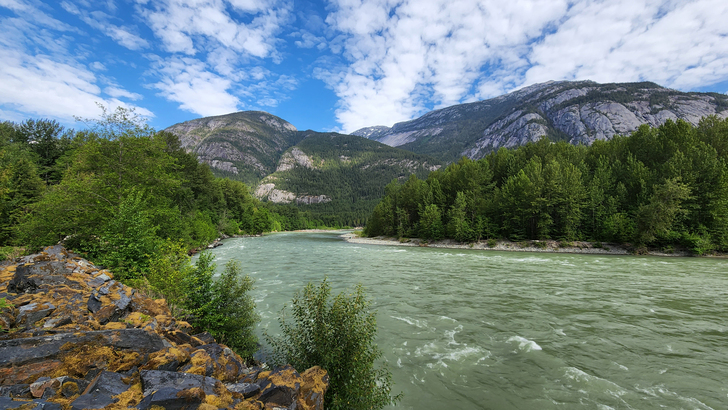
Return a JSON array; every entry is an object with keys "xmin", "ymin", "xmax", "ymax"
[
  {"xmin": 266, "ymin": 278, "xmax": 400, "ymax": 410},
  {"xmin": 184, "ymin": 253, "xmax": 259, "ymax": 360}
]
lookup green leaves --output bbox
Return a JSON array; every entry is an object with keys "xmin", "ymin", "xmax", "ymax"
[
  {"xmin": 267, "ymin": 278, "xmax": 400, "ymax": 410},
  {"xmin": 367, "ymin": 117, "xmax": 728, "ymax": 253},
  {"xmin": 183, "ymin": 254, "xmax": 259, "ymax": 359}
]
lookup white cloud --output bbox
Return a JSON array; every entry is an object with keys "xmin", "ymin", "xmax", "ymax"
[
  {"xmin": 149, "ymin": 56, "xmax": 241, "ymax": 116},
  {"xmin": 522, "ymin": 0, "xmax": 728, "ymax": 91},
  {"xmin": 90, "ymin": 61, "xmax": 107, "ymax": 71},
  {"xmin": 61, "ymin": 1, "xmax": 149, "ymax": 50},
  {"xmin": 0, "ymin": 48, "xmax": 151, "ymax": 121},
  {"xmin": 293, "ymin": 30, "xmax": 326, "ymax": 49},
  {"xmin": 136, "ymin": 0, "xmax": 290, "ymax": 58},
  {"xmin": 324, "ymin": 0, "xmax": 728, "ymax": 132},
  {"xmin": 0, "ymin": 0, "xmax": 152, "ymax": 123},
  {"xmin": 105, "ymin": 86, "xmax": 143, "ymax": 100}
]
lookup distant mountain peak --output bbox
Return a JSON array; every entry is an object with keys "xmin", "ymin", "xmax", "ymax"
[{"xmin": 356, "ymin": 80, "xmax": 728, "ymax": 162}]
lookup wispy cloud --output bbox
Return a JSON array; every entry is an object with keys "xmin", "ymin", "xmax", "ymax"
[
  {"xmin": 61, "ymin": 1, "xmax": 149, "ymax": 50},
  {"xmin": 0, "ymin": 0, "xmax": 151, "ymax": 123},
  {"xmin": 324, "ymin": 0, "xmax": 728, "ymax": 132},
  {"xmin": 0, "ymin": 48, "xmax": 152, "ymax": 120}
]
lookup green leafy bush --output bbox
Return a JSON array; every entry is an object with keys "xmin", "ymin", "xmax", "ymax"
[
  {"xmin": 183, "ymin": 253, "xmax": 259, "ymax": 359},
  {"xmin": 266, "ymin": 279, "xmax": 400, "ymax": 410}
]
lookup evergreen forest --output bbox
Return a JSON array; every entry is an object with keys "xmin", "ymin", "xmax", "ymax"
[{"xmin": 365, "ymin": 117, "xmax": 728, "ymax": 254}]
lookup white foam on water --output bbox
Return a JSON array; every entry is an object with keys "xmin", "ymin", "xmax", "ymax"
[
  {"xmin": 445, "ymin": 325, "xmax": 463, "ymax": 346},
  {"xmin": 396, "ymin": 358, "xmax": 402, "ymax": 368},
  {"xmin": 635, "ymin": 384, "xmax": 715, "ymax": 410},
  {"xmin": 555, "ymin": 328, "xmax": 566, "ymax": 336},
  {"xmin": 507, "ymin": 336, "xmax": 542, "ymax": 352},
  {"xmin": 563, "ymin": 367, "xmax": 627, "ymax": 396},
  {"xmin": 391, "ymin": 316, "xmax": 428, "ymax": 329},
  {"xmin": 439, "ymin": 316, "xmax": 457, "ymax": 322}
]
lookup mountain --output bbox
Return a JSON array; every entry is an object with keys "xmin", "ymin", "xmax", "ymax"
[
  {"xmin": 254, "ymin": 131, "xmax": 440, "ymax": 225},
  {"xmin": 163, "ymin": 111, "xmax": 302, "ymax": 184},
  {"xmin": 352, "ymin": 80, "xmax": 728, "ymax": 162},
  {"xmin": 163, "ymin": 113, "xmax": 441, "ymax": 226}
]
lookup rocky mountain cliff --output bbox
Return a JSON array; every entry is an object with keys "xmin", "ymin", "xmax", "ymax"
[
  {"xmin": 164, "ymin": 111, "xmax": 303, "ymax": 184},
  {"xmin": 255, "ymin": 131, "xmax": 440, "ymax": 225},
  {"xmin": 352, "ymin": 80, "xmax": 728, "ymax": 162}
]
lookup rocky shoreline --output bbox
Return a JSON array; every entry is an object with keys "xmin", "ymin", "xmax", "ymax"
[
  {"xmin": 0, "ymin": 245, "xmax": 328, "ymax": 409},
  {"xmin": 340, "ymin": 234, "xmax": 705, "ymax": 257}
]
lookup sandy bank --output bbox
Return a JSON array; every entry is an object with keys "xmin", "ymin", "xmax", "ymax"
[{"xmin": 339, "ymin": 234, "xmax": 699, "ymax": 257}]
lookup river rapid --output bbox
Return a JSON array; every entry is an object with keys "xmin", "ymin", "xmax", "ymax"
[{"xmin": 203, "ymin": 231, "xmax": 728, "ymax": 410}]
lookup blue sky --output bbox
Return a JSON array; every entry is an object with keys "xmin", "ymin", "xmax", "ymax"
[{"xmin": 1, "ymin": 0, "xmax": 727, "ymax": 134}]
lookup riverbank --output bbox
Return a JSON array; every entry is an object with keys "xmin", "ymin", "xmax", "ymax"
[{"xmin": 340, "ymin": 234, "xmax": 704, "ymax": 257}]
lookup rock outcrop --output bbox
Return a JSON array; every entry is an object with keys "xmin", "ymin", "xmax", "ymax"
[
  {"xmin": 352, "ymin": 80, "xmax": 728, "ymax": 162},
  {"xmin": 164, "ymin": 111, "xmax": 301, "ymax": 184},
  {"xmin": 0, "ymin": 246, "xmax": 328, "ymax": 409}
]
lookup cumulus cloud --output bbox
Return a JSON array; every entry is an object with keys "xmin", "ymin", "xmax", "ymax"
[
  {"xmin": 149, "ymin": 56, "xmax": 241, "ymax": 116},
  {"xmin": 523, "ymin": 0, "xmax": 728, "ymax": 91},
  {"xmin": 324, "ymin": 0, "xmax": 728, "ymax": 132},
  {"xmin": 136, "ymin": 0, "xmax": 291, "ymax": 58}
]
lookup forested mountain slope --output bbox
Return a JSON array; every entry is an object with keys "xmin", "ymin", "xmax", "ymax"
[
  {"xmin": 365, "ymin": 117, "xmax": 728, "ymax": 254},
  {"xmin": 353, "ymin": 80, "xmax": 728, "ymax": 162},
  {"xmin": 164, "ymin": 111, "xmax": 302, "ymax": 184},
  {"xmin": 256, "ymin": 131, "xmax": 440, "ymax": 226}
]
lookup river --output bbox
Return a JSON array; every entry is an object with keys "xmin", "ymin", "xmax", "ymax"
[{"xmin": 203, "ymin": 231, "xmax": 728, "ymax": 409}]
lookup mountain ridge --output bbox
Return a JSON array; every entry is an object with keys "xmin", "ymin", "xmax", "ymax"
[{"xmin": 351, "ymin": 80, "xmax": 728, "ymax": 162}]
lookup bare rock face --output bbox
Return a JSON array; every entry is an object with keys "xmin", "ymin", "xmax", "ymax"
[
  {"xmin": 0, "ymin": 246, "xmax": 329, "ymax": 409},
  {"xmin": 276, "ymin": 147, "xmax": 315, "ymax": 172},
  {"xmin": 164, "ymin": 111, "xmax": 299, "ymax": 183},
  {"xmin": 353, "ymin": 80, "xmax": 728, "ymax": 161}
]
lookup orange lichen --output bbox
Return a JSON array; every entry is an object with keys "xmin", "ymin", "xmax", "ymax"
[
  {"xmin": 140, "ymin": 346, "xmax": 192, "ymax": 371},
  {"xmin": 177, "ymin": 387, "xmax": 206, "ymax": 403},
  {"xmin": 102, "ymin": 322, "xmax": 128, "ymax": 330},
  {"xmin": 51, "ymin": 343, "xmax": 143, "ymax": 379},
  {"xmin": 235, "ymin": 400, "xmax": 264, "ymax": 410},
  {"xmin": 106, "ymin": 374, "xmax": 144, "ymax": 409},
  {"xmin": 183, "ymin": 349, "xmax": 213, "ymax": 376}
]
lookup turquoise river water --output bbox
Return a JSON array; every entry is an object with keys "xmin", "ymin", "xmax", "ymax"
[{"xmin": 203, "ymin": 232, "xmax": 728, "ymax": 410}]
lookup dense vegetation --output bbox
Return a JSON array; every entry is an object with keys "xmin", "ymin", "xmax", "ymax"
[
  {"xmin": 366, "ymin": 117, "xmax": 728, "ymax": 254},
  {"xmin": 263, "ymin": 132, "xmax": 439, "ymax": 227},
  {"xmin": 0, "ymin": 107, "xmax": 267, "ymax": 357},
  {"xmin": 1, "ymin": 110, "xmax": 397, "ymax": 403},
  {"xmin": 267, "ymin": 278, "xmax": 400, "ymax": 410},
  {"xmin": 0, "ymin": 108, "xmax": 280, "ymax": 274}
]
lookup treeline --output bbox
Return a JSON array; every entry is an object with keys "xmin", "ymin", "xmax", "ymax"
[
  {"xmin": 270, "ymin": 132, "xmax": 437, "ymax": 227},
  {"xmin": 0, "ymin": 108, "xmax": 278, "ymax": 276},
  {"xmin": 365, "ymin": 117, "xmax": 728, "ymax": 254}
]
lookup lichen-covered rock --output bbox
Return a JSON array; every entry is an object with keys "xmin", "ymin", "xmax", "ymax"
[
  {"xmin": 0, "ymin": 246, "xmax": 329, "ymax": 409},
  {"xmin": 70, "ymin": 371, "xmax": 131, "ymax": 409}
]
